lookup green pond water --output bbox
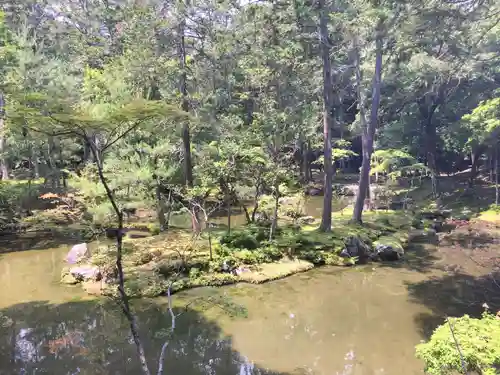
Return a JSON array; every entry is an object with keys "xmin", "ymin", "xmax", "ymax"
[{"xmin": 0, "ymin": 198, "xmax": 453, "ymax": 375}]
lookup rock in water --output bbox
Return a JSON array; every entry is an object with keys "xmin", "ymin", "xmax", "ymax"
[
  {"xmin": 69, "ymin": 265, "xmax": 101, "ymax": 281},
  {"xmin": 65, "ymin": 243, "xmax": 89, "ymax": 264}
]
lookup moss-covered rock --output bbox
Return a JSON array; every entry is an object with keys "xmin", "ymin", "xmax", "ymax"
[
  {"xmin": 61, "ymin": 271, "xmax": 79, "ymax": 285},
  {"xmin": 373, "ymin": 236, "xmax": 404, "ymax": 261}
]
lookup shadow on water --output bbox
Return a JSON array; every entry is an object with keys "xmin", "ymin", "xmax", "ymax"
[
  {"xmin": 0, "ymin": 231, "xmax": 84, "ymax": 254},
  {"xmin": 0, "ymin": 299, "xmax": 296, "ymax": 375},
  {"xmin": 405, "ymin": 271, "xmax": 500, "ymax": 338}
]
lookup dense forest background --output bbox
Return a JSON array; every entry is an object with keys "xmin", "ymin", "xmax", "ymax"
[
  {"xmin": 0, "ymin": 1, "xmax": 499, "ymax": 374},
  {"xmin": 0, "ymin": 0, "xmax": 498, "ymax": 230}
]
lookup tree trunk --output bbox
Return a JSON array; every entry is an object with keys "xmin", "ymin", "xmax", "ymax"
[
  {"xmin": 318, "ymin": 0, "xmax": 334, "ymax": 232},
  {"xmin": 226, "ymin": 189, "xmax": 231, "ymax": 234},
  {"xmin": 156, "ymin": 180, "xmax": 167, "ymax": 232},
  {"xmin": 352, "ymin": 18, "xmax": 384, "ymax": 224},
  {"xmin": 469, "ymin": 147, "xmax": 483, "ymax": 187},
  {"xmin": 496, "ymin": 143, "xmax": 499, "ymax": 206},
  {"xmin": 177, "ymin": 6, "xmax": 199, "ymax": 233},
  {"xmin": 87, "ymin": 137, "xmax": 152, "ymax": 375},
  {"xmin": 269, "ymin": 185, "xmax": 279, "ymax": 240},
  {"xmin": 301, "ymin": 139, "xmax": 310, "ymax": 183},
  {"xmin": 0, "ymin": 93, "xmax": 9, "ymax": 180}
]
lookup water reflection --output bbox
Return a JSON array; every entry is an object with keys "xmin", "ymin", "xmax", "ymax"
[{"xmin": 0, "ymin": 300, "xmax": 289, "ymax": 375}]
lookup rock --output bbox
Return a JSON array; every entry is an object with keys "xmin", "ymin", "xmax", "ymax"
[
  {"xmin": 65, "ymin": 243, "xmax": 89, "ymax": 264},
  {"xmin": 305, "ymin": 187, "xmax": 323, "ymax": 196},
  {"xmin": 234, "ymin": 266, "xmax": 251, "ymax": 276},
  {"xmin": 431, "ymin": 219, "xmax": 443, "ymax": 232},
  {"xmin": 297, "ymin": 216, "xmax": 315, "ymax": 225},
  {"xmin": 408, "ymin": 228, "xmax": 437, "ymax": 242},
  {"xmin": 417, "ymin": 210, "xmax": 451, "ymax": 220},
  {"xmin": 375, "ymin": 243, "xmax": 403, "ymax": 261},
  {"xmin": 69, "ymin": 265, "xmax": 101, "ymax": 281},
  {"xmin": 61, "ymin": 272, "xmax": 79, "ymax": 285},
  {"xmin": 340, "ymin": 236, "xmax": 375, "ymax": 261}
]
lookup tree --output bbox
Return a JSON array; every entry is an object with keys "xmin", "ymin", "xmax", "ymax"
[{"xmin": 351, "ymin": 1, "xmax": 385, "ymax": 224}]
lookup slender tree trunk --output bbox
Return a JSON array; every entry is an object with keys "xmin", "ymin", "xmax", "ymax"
[
  {"xmin": 269, "ymin": 185, "xmax": 279, "ymax": 240},
  {"xmin": 226, "ymin": 188, "xmax": 231, "ymax": 234},
  {"xmin": 301, "ymin": 139, "xmax": 310, "ymax": 183},
  {"xmin": 318, "ymin": 0, "xmax": 334, "ymax": 232},
  {"xmin": 495, "ymin": 143, "xmax": 499, "ymax": 206},
  {"xmin": 178, "ymin": 4, "xmax": 199, "ymax": 233},
  {"xmin": 156, "ymin": 179, "xmax": 167, "ymax": 231},
  {"xmin": 31, "ymin": 145, "xmax": 40, "ymax": 179},
  {"xmin": 489, "ymin": 148, "xmax": 494, "ymax": 182},
  {"xmin": 251, "ymin": 182, "xmax": 260, "ymax": 222},
  {"xmin": 87, "ymin": 137, "xmax": 152, "ymax": 375},
  {"xmin": 469, "ymin": 147, "xmax": 483, "ymax": 187},
  {"xmin": 352, "ymin": 18, "xmax": 384, "ymax": 224},
  {"xmin": 0, "ymin": 93, "xmax": 10, "ymax": 180}
]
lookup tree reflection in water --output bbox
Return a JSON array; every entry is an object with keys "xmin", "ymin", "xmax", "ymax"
[{"xmin": 0, "ymin": 300, "xmax": 291, "ymax": 375}]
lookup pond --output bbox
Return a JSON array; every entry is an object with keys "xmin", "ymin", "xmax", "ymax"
[
  {"xmin": 3, "ymin": 194, "xmax": 490, "ymax": 375},
  {"xmin": 0, "ymin": 238, "xmax": 452, "ymax": 375}
]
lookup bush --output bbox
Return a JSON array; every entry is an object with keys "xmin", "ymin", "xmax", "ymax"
[
  {"xmin": 415, "ymin": 312, "xmax": 500, "ymax": 375},
  {"xmin": 220, "ymin": 230, "xmax": 260, "ymax": 249},
  {"xmin": 147, "ymin": 223, "xmax": 161, "ymax": 235}
]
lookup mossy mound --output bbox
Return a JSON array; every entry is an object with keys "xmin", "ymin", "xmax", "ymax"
[
  {"xmin": 237, "ymin": 259, "xmax": 314, "ymax": 284},
  {"xmin": 65, "ymin": 210, "xmax": 421, "ymax": 298}
]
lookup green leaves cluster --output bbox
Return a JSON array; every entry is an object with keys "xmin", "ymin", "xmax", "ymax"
[{"xmin": 416, "ymin": 312, "xmax": 500, "ymax": 375}]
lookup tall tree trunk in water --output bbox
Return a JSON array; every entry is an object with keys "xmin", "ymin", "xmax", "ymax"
[
  {"xmin": 318, "ymin": 0, "xmax": 335, "ymax": 232},
  {"xmin": 0, "ymin": 93, "xmax": 9, "ymax": 180},
  {"xmin": 352, "ymin": 18, "xmax": 384, "ymax": 224},
  {"xmin": 177, "ymin": 2, "xmax": 199, "ymax": 233}
]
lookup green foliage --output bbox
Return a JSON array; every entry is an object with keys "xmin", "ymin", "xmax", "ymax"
[
  {"xmin": 371, "ymin": 149, "xmax": 429, "ymax": 179},
  {"xmin": 220, "ymin": 231, "xmax": 260, "ymax": 250},
  {"xmin": 416, "ymin": 312, "xmax": 500, "ymax": 375},
  {"xmin": 462, "ymin": 98, "xmax": 500, "ymax": 150}
]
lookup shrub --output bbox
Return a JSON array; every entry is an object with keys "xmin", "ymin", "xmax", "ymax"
[
  {"xmin": 147, "ymin": 223, "xmax": 161, "ymax": 235},
  {"xmin": 219, "ymin": 230, "xmax": 260, "ymax": 249},
  {"xmin": 415, "ymin": 312, "xmax": 500, "ymax": 375}
]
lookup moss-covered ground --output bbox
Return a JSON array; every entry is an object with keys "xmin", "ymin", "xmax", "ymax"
[{"xmin": 66, "ymin": 209, "xmax": 420, "ymax": 298}]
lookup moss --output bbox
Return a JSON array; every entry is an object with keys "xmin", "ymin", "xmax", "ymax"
[
  {"xmin": 71, "ymin": 209, "xmax": 421, "ymax": 298},
  {"xmin": 237, "ymin": 259, "xmax": 314, "ymax": 284},
  {"xmin": 373, "ymin": 235, "xmax": 404, "ymax": 253},
  {"xmin": 172, "ymin": 273, "xmax": 237, "ymax": 292}
]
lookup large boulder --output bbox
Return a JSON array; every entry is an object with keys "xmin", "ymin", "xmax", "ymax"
[
  {"xmin": 69, "ymin": 265, "xmax": 101, "ymax": 282},
  {"xmin": 340, "ymin": 236, "xmax": 375, "ymax": 261},
  {"xmin": 65, "ymin": 243, "xmax": 90, "ymax": 264}
]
